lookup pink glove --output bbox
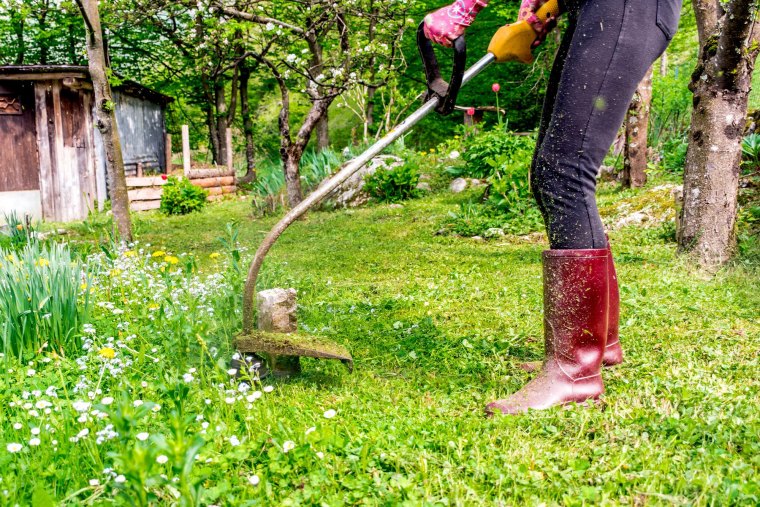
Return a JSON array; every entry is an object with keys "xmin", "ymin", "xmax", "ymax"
[
  {"xmin": 519, "ymin": 0, "xmax": 558, "ymax": 48},
  {"xmin": 423, "ymin": 0, "xmax": 489, "ymax": 48}
]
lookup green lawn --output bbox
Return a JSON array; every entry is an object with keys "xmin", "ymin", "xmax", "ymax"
[{"xmin": 3, "ymin": 181, "xmax": 759, "ymax": 505}]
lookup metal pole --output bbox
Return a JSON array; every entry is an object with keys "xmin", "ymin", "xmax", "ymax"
[{"xmin": 242, "ymin": 55, "xmax": 496, "ymax": 332}]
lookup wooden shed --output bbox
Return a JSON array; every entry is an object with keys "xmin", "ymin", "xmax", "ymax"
[{"xmin": 0, "ymin": 65, "xmax": 172, "ymax": 224}]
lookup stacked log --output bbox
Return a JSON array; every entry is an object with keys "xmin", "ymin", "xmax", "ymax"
[{"xmin": 125, "ymin": 168, "xmax": 237, "ymax": 211}]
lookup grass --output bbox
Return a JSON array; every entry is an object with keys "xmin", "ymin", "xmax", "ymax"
[{"xmin": 3, "ymin": 178, "xmax": 759, "ymax": 505}]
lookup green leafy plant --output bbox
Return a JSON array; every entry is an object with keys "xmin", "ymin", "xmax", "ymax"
[
  {"xmin": 741, "ymin": 133, "xmax": 760, "ymax": 168},
  {"xmin": 660, "ymin": 135, "xmax": 689, "ymax": 173},
  {"xmin": 363, "ymin": 162, "xmax": 421, "ymax": 203},
  {"xmin": 2, "ymin": 211, "xmax": 37, "ymax": 250},
  {"xmin": 160, "ymin": 176, "xmax": 209, "ymax": 216},
  {"xmin": 454, "ymin": 129, "xmax": 535, "ymax": 179},
  {"xmin": 0, "ymin": 242, "xmax": 92, "ymax": 360}
]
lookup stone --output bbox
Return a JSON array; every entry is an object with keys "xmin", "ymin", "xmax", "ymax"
[
  {"xmin": 389, "ymin": 203, "xmax": 404, "ymax": 209},
  {"xmin": 449, "ymin": 178, "xmax": 468, "ymax": 193},
  {"xmin": 257, "ymin": 288, "xmax": 301, "ymax": 375},
  {"xmin": 484, "ymin": 228, "xmax": 505, "ymax": 238},
  {"xmin": 471, "ymin": 236, "xmax": 485, "ymax": 242},
  {"xmin": 257, "ymin": 288, "xmax": 298, "ymax": 333},
  {"xmin": 416, "ymin": 182, "xmax": 431, "ymax": 192}
]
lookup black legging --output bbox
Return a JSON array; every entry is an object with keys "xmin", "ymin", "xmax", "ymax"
[{"xmin": 530, "ymin": 0, "xmax": 682, "ymax": 249}]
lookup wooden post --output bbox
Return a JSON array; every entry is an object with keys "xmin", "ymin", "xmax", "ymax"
[
  {"xmin": 182, "ymin": 125, "xmax": 191, "ymax": 175},
  {"xmin": 136, "ymin": 162, "xmax": 143, "ymax": 178},
  {"xmin": 164, "ymin": 133, "xmax": 172, "ymax": 174},
  {"xmin": 225, "ymin": 128, "xmax": 233, "ymax": 173}
]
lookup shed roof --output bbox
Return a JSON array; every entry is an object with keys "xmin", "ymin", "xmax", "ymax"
[{"xmin": 0, "ymin": 65, "xmax": 173, "ymax": 105}]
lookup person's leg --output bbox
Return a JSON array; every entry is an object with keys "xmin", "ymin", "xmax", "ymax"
[
  {"xmin": 532, "ymin": 0, "xmax": 679, "ymax": 250},
  {"xmin": 530, "ymin": 2, "xmax": 578, "ymax": 219},
  {"xmin": 488, "ymin": 0, "xmax": 680, "ymax": 415}
]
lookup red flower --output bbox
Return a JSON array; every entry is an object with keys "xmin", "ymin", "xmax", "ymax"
[
  {"xmin": 492, "ymin": 83, "xmax": 500, "ymax": 93},
  {"xmin": 466, "ymin": 107, "xmax": 475, "ymax": 116},
  {"xmin": 161, "ymin": 174, "xmax": 168, "ymax": 180}
]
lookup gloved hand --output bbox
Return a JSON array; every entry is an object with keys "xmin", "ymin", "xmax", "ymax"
[
  {"xmin": 423, "ymin": 0, "xmax": 489, "ymax": 48},
  {"xmin": 518, "ymin": 0, "xmax": 558, "ymax": 47}
]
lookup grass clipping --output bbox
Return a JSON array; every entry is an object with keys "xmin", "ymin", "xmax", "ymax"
[{"xmin": 235, "ymin": 330, "xmax": 353, "ymax": 371}]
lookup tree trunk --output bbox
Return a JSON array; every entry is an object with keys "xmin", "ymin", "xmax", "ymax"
[
  {"xmin": 679, "ymin": 0, "xmax": 760, "ymax": 267},
  {"xmin": 215, "ymin": 83, "xmax": 228, "ymax": 166},
  {"xmin": 282, "ymin": 148, "xmax": 303, "ymax": 208},
  {"xmin": 659, "ymin": 51, "xmax": 668, "ymax": 76},
  {"xmin": 239, "ymin": 65, "xmax": 256, "ymax": 183},
  {"xmin": 316, "ymin": 116, "xmax": 329, "ymax": 150},
  {"xmin": 14, "ymin": 17, "xmax": 25, "ymax": 65},
  {"xmin": 76, "ymin": 0, "xmax": 133, "ymax": 241},
  {"xmin": 622, "ymin": 66, "xmax": 653, "ymax": 188},
  {"xmin": 680, "ymin": 83, "xmax": 747, "ymax": 265}
]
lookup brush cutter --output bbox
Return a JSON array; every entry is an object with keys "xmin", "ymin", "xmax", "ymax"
[{"xmin": 234, "ymin": 0, "xmax": 561, "ymax": 377}]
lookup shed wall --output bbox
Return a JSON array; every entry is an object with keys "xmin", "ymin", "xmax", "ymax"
[{"xmin": 114, "ymin": 90, "xmax": 166, "ymax": 175}]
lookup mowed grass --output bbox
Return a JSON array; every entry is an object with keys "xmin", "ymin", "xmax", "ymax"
[{"xmin": 96, "ymin": 184, "xmax": 759, "ymax": 504}]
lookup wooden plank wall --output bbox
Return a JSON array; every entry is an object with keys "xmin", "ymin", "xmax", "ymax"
[
  {"xmin": 0, "ymin": 81, "xmax": 40, "ymax": 194},
  {"xmin": 114, "ymin": 91, "xmax": 166, "ymax": 176},
  {"xmin": 33, "ymin": 80, "xmax": 97, "ymax": 222}
]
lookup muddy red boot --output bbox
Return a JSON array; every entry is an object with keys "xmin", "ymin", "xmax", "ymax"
[
  {"xmin": 603, "ymin": 239, "xmax": 623, "ymax": 366},
  {"xmin": 486, "ymin": 249, "xmax": 609, "ymax": 415}
]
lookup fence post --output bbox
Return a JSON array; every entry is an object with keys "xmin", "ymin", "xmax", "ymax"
[
  {"xmin": 164, "ymin": 133, "xmax": 172, "ymax": 174},
  {"xmin": 226, "ymin": 128, "xmax": 233, "ymax": 173},
  {"xmin": 182, "ymin": 125, "xmax": 191, "ymax": 175}
]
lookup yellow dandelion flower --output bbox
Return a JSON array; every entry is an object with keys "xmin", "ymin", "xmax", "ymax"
[
  {"xmin": 80, "ymin": 283, "xmax": 88, "ymax": 291},
  {"xmin": 5, "ymin": 254, "xmax": 15, "ymax": 262},
  {"xmin": 164, "ymin": 255, "xmax": 179, "ymax": 265},
  {"xmin": 16, "ymin": 224, "xmax": 24, "ymax": 231},
  {"xmin": 124, "ymin": 250, "xmax": 137, "ymax": 257},
  {"xmin": 151, "ymin": 250, "xmax": 166, "ymax": 258},
  {"xmin": 98, "ymin": 347, "xmax": 116, "ymax": 359},
  {"xmin": 148, "ymin": 303, "xmax": 160, "ymax": 310},
  {"xmin": 209, "ymin": 252, "xmax": 221, "ymax": 260},
  {"xmin": 429, "ymin": 148, "xmax": 435, "ymax": 153},
  {"xmin": 110, "ymin": 268, "xmax": 122, "ymax": 277},
  {"xmin": 36, "ymin": 258, "xmax": 50, "ymax": 267}
]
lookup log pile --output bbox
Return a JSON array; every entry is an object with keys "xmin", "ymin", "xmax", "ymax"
[{"xmin": 125, "ymin": 168, "xmax": 236, "ymax": 211}]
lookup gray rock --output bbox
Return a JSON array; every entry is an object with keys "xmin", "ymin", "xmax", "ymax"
[
  {"xmin": 257, "ymin": 288, "xmax": 298, "ymax": 333},
  {"xmin": 389, "ymin": 203, "xmax": 404, "ymax": 209},
  {"xmin": 416, "ymin": 182, "xmax": 431, "ymax": 192},
  {"xmin": 449, "ymin": 178, "xmax": 468, "ymax": 193},
  {"xmin": 471, "ymin": 236, "xmax": 485, "ymax": 242}
]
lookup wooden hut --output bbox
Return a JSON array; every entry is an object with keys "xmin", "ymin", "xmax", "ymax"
[{"xmin": 0, "ymin": 65, "xmax": 172, "ymax": 224}]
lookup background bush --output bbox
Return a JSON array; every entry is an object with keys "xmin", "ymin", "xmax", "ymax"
[
  {"xmin": 160, "ymin": 176, "xmax": 209, "ymax": 216},
  {"xmin": 0, "ymin": 241, "xmax": 92, "ymax": 360},
  {"xmin": 364, "ymin": 162, "xmax": 421, "ymax": 203}
]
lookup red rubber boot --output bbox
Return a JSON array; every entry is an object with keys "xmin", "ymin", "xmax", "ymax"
[
  {"xmin": 486, "ymin": 249, "xmax": 609, "ymax": 415},
  {"xmin": 603, "ymin": 238, "xmax": 623, "ymax": 366}
]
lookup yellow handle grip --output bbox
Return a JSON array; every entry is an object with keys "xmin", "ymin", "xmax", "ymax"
[{"xmin": 487, "ymin": 0, "xmax": 561, "ymax": 64}]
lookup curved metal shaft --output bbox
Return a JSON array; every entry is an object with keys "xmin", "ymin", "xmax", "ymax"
[{"xmin": 242, "ymin": 54, "xmax": 495, "ymax": 333}]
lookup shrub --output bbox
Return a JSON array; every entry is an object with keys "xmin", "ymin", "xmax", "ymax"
[
  {"xmin": 160, "ymin": 176, "xmax": 209, "ymax": 215},
  {"xmin": 454, "ymin": 129, "xmax": 535, "ymax": 179},
  {"xmin": 438, "ymin": 129, "xmax": 543, "ymax": 237},
  {"xmin": 660, "ymin": 136, "xmax": 689, "ymax": 174},
  {"xmin": 0, "ymin": 242, "xmax": 92, "ymax": 360},
  {"xmin": 741, "ymin": 133, "xmax": 760, "ymax": 168},
  {"xmin": 364, "ymin": 162, "xmax": 421, "ymax": 203}
]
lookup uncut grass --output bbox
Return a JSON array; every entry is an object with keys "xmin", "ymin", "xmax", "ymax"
[{"xmin": 26, "ymin": 179, "xmax": 760, "ymax": 504}]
